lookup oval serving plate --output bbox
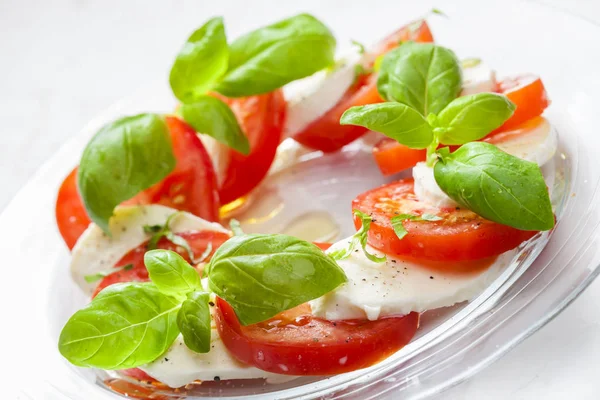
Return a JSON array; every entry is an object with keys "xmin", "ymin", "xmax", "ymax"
[{"xmin": 2, "ymin": 0, "xmax": 600, "ymax": 399}]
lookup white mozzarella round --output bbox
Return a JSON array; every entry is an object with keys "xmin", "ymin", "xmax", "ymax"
[
  {"xmin": 70, "ymin": 205, "xmax": 228, "ymax": 295},
  {"xmin": 461, "ymin": 60, "xmax": 497, "ymax": 96},
  {"xmin": 413, "ymin": 161, "xmax": 459, "ymax": 208},
  {"xmin": 198, "ymin": 134, "xmax": 230, "ymax": 187},
  {"xmin": 283, "ymin": 49, "xmax": 362, "ymax": 138},
  {"xmin": 310, "ymin": 238, "xmax": 515, "ymax": 321},
  {"xmin": 491, "ymin": 117, "xmax": 557, "ymax": 166}
]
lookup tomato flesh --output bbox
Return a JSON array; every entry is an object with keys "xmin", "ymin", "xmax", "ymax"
[
  {"xmin": 215, "ymin": 298, "xmax": 419, "ymax": 376},
  {"xmin": 55, "ymin": 116, "xmax": 220, "ymax": 249},
  {"xmin": 55, "ymin": 168, "xmax": 92, "ymax": 250},
  {"xmin": 92, "ymin": 230, "xmax": 229, "ymax": 297},
  {"xmin": 292, "ymin": 20, "xmax": 434, "ymax": 152},
  {"xmin": 352, "ymin": 179, "xmax": 538, "ymax": 261},
  {"xmin": 212, "ymin": 90, "xmax": 287, "ymax": 205},
  {"xmin": 492, "ymin": 74, "xmax": 549, "ymax": 133}
]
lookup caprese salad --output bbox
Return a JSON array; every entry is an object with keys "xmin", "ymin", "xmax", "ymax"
[{"xmin": 56, "ymin": 10, "xmax": 556, "ymax": 394}]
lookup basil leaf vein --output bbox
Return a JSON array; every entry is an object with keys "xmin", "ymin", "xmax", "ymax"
[
  {"xmin": 340, "ymin": 103, "xmax": 433, "ymax": 149},
  {"xmin": 435, "ymin": 93, "xmax": 516, "ymax": 145},
  {"xmin": 78, "ymin": 114, "xmax": 175, "ymax": 234},
  {"xmin": 169, "ymin": 17, "xmax": 229, "ymax": 103},
  {"xmin": 377, "ymin": 42, "xmax": 462, "ymax": 116},
  {"xmin": 179, "ymin": 95, "xmax": 249, "ymax": 155},
  {"xmin": 434, "ymin": 142, "xmax": 554, "ymax": 231},
  {"xmin": 207, "ymin": 233, "xmax": 346, "ymax": 325},
  {"xmin": 58, "ymin": 283, "xmax": 180, "ymax": 369},
  {"xmin": 177, "ymin": 291, "xmax": 212, "ymax": 353},
  {"xmin": 215, "ymin": 14, "xmax": 336, "ymax": 97}
]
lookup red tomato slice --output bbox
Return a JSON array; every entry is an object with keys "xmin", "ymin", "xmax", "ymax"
[
  {"xmin": 132, "ymin": 116, "xmax": 220, "ymax": 221},
  {"xmin": 92, "ymin": 230, "xmax": 229, "ymax": 297},
  {"xmin": 55, "ymin": 168, "xmax": 92, "ymax": 250},
  {"xmin": 212, "ymin": 90, "xmax": 287, "ymax": 205},
  {"xmin": 215, "ymin": 297, "xmax": 419, "ymax": 375},
  {"xmin": 492, "ymin": 74, "xmax": 550, "ymax": 133},
  {"xmin": 352, "ymin": 179, "xmax": 538, "ymax": 261},
  {"xmin": 292, "ymin": 20, "xmax": 434, "ymax": 152},
  {"xmin": 55, "ymin": 116, "xmax": 220, "ymax": 249},
  {"xmin": 373, "ymin": 138, "xmax": 427, "ymax": 176}
]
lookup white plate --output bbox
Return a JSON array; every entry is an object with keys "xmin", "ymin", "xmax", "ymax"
[{"xmin": 3, "ymin": 0, "xmax": 600, "ymax": 398}]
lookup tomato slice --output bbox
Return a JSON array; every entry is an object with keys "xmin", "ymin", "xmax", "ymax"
[
  {"xmin": 92, "ymin": 230, "xmax": 229, "ymax": 297},
  {"xmin": 292, "ymin": 20, "xmax": 434, "ymax": 152},
  {"xmin": 372, "ymin": 138, "xmax": 427, "ymax": 176},
  {"xmin": 352, "ymin": 179, "xmax": 538, "ymax": 261},
  {"xmin": 55, "ymin": 116, "xmax": 220, "ymax": 249},
  {"xmin": 215, "ymin": 297, "xmax": 419, "ymax": 375},
  {"xmin": 55, "ymin": 168, "xmax": 93, "ymax": 250},
  {"xmin": 212, "ymin": 90, "xmax": 287, "ymax": 205},
  {"xmin": 492, "ymin": 74, "xmax": 550, "ymax": 133},
  {"xmin": 133, "ymin": 116, "xmax": 220, "ymax": 221}
]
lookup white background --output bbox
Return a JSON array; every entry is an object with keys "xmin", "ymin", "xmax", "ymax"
[{"xmin": 1, "ymin": 0, "xmax": 599, "ymax": 398}]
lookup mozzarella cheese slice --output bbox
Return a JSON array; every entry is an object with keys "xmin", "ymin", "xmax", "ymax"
[
  {"xmin": 490, "ymin": 117, "xmax": 557, "ymax": 166},
  {"xmin": 413, "ymin": 161, "xmax": 459, "ymax": 208},
  {"xmin": 70, "ymin": 205, "xmax": 228, "ymax": 294},
  {"xmin": 310, "ymin": 238, "xmax": 515, "ymax": 320},
  {"xmin": 283, "ymin": 49, "xmax": 362, "ymax": 138},
  {"xmin": 198, "ymin": 134, "xmax": 230, "ymax": 187},
  {"xmin": 461, "ymin": 60, "xmax": 497, "ymax": 96}
]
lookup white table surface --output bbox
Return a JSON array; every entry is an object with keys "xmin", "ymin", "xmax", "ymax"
[{"xmin": 2, "ymin": 1, "xmax": 599, "ymax": 398}]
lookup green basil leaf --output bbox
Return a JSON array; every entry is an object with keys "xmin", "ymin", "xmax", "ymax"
[
  {"xmin": 169, "ymin": 17, "xmax": 229, "ymax": 103},
  {"xmin": 177, "ymin": 291, "xmax": 212, "ymax": 353},
  {"xmin": 144, "ymin": 250, "xmax": 201, "ymax": 298},
  {"xmin": 179, "ymin": 96, "xmax": 249, "ymax": 155},
  {"xmin": 390, "ymin": 213, "xmax": 443, "ymax": 240},
  {"xmin": 330, "ymin": 210, "xmax": 386, "ymax": 263},
  {"xmin": 229, "ymin": 218, "xmax": 244, "ymax": 236},
  {"xmin": 215, "ymin": 14, "xmax": 336, "ymax": 97},
  {"xmin": 435, "ymin": 93, "xmax": 516, "ymax": 145},
  {"xmin": 434, "ymin": 142, "xmax": 554, "ymax": 231},
  {"xmin": 377, "ymin": 42, "xmax": 462, "ymax": 115},
  {"xmin": 207, "ymin": 234, "xmax": 347, "ymax": 325},
  {"xmin": 84, "ymin": 273, "xmax": 107, "ymax": 283},
  {"xmin": 78, "ymin": 114, "xmax": 175, "ymax": 234},
  {"xmin": 58, "ymin": 283, "xmax": 180, "ymax": 369},
  {"xmin": 340, "ymin": 103, "xmax": 433, "ymax": 149}
]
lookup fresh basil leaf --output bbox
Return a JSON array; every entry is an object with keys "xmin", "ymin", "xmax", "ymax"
[
  {"xmin": 330, "ymin": 210, "xmax": 386, "ymax": 263},
  {"xmin": 144, "ymin": 250, "xmax": 201, "ymax": 298},
  {"xmin": 179, "ymin": 96, "xmax": 249, "ymax": 155},
  {"xmin": 435, "ymin": 93, "xmax": 516, "ymax": 145},
  {"xmin": 434, "ymin": 142, "xmax": 554, "ymax": 231},
  {"xmin": 169, "ymin": 17, "xmax": 229, "ymax": 103},
  {"xmin": 78, "ymin": 114, "xmax": 175, "ymax": 234},
  {"xmin": 351, "ymin": 39, "xmax": 366, "ymax": 55},
  {"xmin": 340, "ymin": 103, "xmax": 433, "ymax": 149},
  {"xmin": 215, "ymin": 14, "xmax": 336, "ymax": 97},
  {"xmin": 229, "ymin": 219, "xmax": 244, "ymax": 236},
  {"xmin": 177, "ymin": 291, "xmax": 212, "ymax": 353},
  {"xmin": 390, "ymin": 213, "xmax": 443, "ymax": 239},
  {"xmin": 377, "ymin": 42, "xmax": 462, "ymax": 116},
  {"xmin": 84, "ymin": 273, "xmax": 107, "ymax": 283},
  {"xmin": 58, "ymin": 283, "xmax": 180, "ymax": 369},
  {"xmin": 207, "ymin": 234, "xmax": 347, "ymax": 325}
]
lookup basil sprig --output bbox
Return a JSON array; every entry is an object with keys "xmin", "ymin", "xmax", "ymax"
[
  {"xmin": 434, "ymin": 143, "xmax": 555, "ymax": 231},
  {"xmin": 60, "ymin": 232, "xmax": 348, "ymax": 368},
  {"xmin": 215, "ymin": 14, "xmax": 336, "ymax": 97},
  {"xmin": 169, "ymin": 17, "xmax": 229, "ymax": 103},
  {"xmin": 330, "ymin": 210, "xmax": 386, "ymax": 263},
  {"xmin": 78, "ymin": 114, "xmax": 175, "ymax": 234},
  {"xmin": 377, "ymin": 42, "xmax": 462, "ymax": 116},
  {"xmin": 58, "ymin": 282, "xmax": 182, "ymax": 369},
  {"xmin": 206, "ymin": 233, "xmax": 347, "ymax": 325},
  {"xmin": 59, "ymin": 249, "xmax": 212, "ymax": 370}
]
